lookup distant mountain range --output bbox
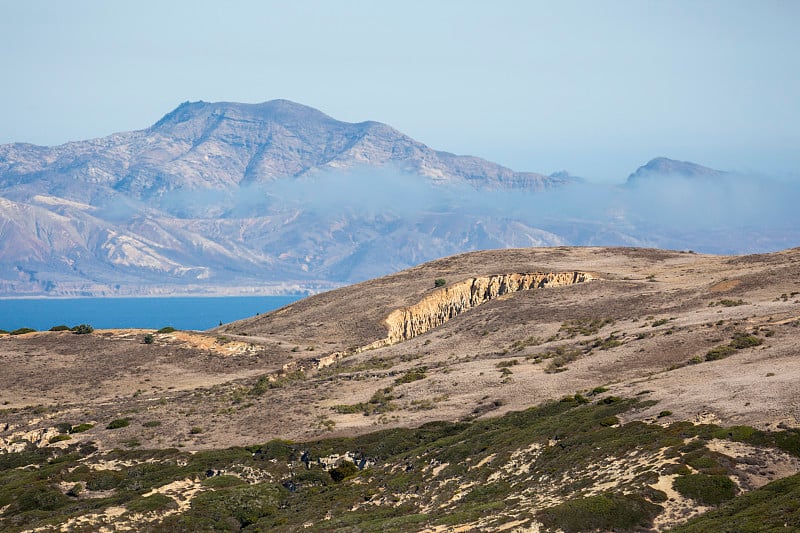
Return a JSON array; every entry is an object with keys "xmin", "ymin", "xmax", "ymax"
[{"xmin": 0, "ymin": 100, "xmax": 795, "ymax": 297}]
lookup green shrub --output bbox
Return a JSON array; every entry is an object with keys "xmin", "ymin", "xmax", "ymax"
[
  {"xmin": 69, "ymin": 423, "xmax": 94, "ymax": 433},
  {"xmin": 599, "ymin": 396, "xmax": 623, "ymax": 405},
  {"xmin": 84, "ymin": 470, "xmax": 124, "ymax": 491},
  {"xmin": 106, "ymin": 418, "xmax": 130, "ymax": 430},
  {"xmin": 0, "ymin": 329, "xmax": 7, "ymax": 334},
  {"xmin": 127, "ymin": 493, "xmax": 177, "ymax": 513},
  {"xmin": 560, "ymin": 318, "xmax": 614, "ymax": 337},
  {"xmin": 71, "ymin": 324, "xmax": 94, "ymax": 334},
  {"xmin": 705, "ymin": 345, "xmax": 736, "ymax": 361},
  {"xmin": 395, "ymin": 367, "xmax": 427, "ymax": 385},
  {"xmin": 537, "ymin": 493, "xmax": 661, "ymax": 533},
  {"xmin": 66, "ymin": 483, "xmax": 84, "ymax": 497},
  {"xmin": 668, "ymin": 472, "xmax": 800, "ymax": 532},
  {"xmin": 143, "ymin": 333, "xmax": 155, "ymax": 344},
  {"xmin": 673, "ymin": 474, "xmax": 737, "ymax": 505},
  {"xmin": 330, "ymin": 460, "xmax": 360, "ymax": 482},
  {"xmin": 599, "ymin": 416, "xmax": 619, "ymax": 427},
  {"xmin": 157, "ymin": 326, "xmax": 177, "ymax": 334},
  {"xmin": 10, "ymin": 327, "xmax": 36, "ymax": 335},
  {"xmin": 12, "ymin": 482, "xmax": 71, "ymax": 512},
  {"xmin": 176, "ymin": 483, "xmax": 282, "ymax": 529},
  {"xmin": 434, "ymin": 278, "xmax": 447, "ymax": 288},
  {"xmin": 717, "ymin": 299, "xmax": 747, "ymax": 307},
  {"xmin": 729, "ymin": 333, "xmax": 763, "ymax": 349},
  {"xmin": 48, "ymin": 434, "xmax": 71, "ymax": 443},
  {"xmin": 49, "ymin": 325, "xmax": 70, "ymax": 331}
]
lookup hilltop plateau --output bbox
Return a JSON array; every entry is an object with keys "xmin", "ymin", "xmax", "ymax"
[{"xmin": 1, "ymin": 246, "xmax": 800, "ymax": 531}]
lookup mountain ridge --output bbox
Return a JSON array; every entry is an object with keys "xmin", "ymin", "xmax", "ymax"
[
  {"xmin": 0, "ymin": 99, "xmax": 568, "ymax": 198},
  {"xmin": 0, "ymin": 100, "xmax": 794, "ymax": 297}
]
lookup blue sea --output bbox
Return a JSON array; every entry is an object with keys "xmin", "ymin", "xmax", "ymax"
[{"xmin": 0, "ymin": 295, "xmax": 304, "ymax": 332}]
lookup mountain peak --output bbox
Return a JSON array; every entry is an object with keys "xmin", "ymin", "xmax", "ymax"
[
  {"xmin": 150, "ymin": 99, "xmax": 339, "ymax": 132},
  {"xmin": 627, "ymin": 157, "xmax": 726, "ymax": 184}
]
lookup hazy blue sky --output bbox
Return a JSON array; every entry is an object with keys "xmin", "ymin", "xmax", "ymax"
[{"xmin": 1, "ymin": 0, "xmax": 797, "ymax": 182}]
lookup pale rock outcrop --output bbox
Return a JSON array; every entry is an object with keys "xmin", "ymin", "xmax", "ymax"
[
  {"xmin": 282, "ymin": 271, "xmax": 596, "ymax": 374},
  {"xmin": 384, "ymin": 272, "xmax": 595, "ymax": 343}
]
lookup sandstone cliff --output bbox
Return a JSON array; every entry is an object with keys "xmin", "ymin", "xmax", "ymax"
[{"xmin": 383, "ymin": 272, "xmax": 596, "ymax": 344}]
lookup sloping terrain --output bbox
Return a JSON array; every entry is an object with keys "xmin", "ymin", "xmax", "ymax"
[{"xmin": 1, "ymin": 246, "xmax": 800, "ymax": 531}]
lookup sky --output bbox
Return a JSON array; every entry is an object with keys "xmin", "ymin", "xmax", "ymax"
[{"xmin": 0, "ymin": 0, "xmax": 798, "ymax": 183}]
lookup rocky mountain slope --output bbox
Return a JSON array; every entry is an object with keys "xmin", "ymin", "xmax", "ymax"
[
  {"xmin": 2, "ymin": 99, "xmax": 795, "ymax": 297},
  {"xmin": 0, "ymin": 100, "xmax": 580, "ymax": 296},
  {"xmin": 1, "ymin": 246, "xmax": 799, "ymax": 531}
]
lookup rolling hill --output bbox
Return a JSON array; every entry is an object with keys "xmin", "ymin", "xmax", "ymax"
[{"xmin": 1, "ymin": 246, "xmax": 799, "ymax": 531}]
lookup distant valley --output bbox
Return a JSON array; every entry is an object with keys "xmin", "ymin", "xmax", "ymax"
[{"xmin": 0, "ymin": 100, "xmax": 797, "ymax": 297}]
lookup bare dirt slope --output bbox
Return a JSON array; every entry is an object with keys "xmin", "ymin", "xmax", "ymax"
[{"xmin": 2, "ymin": 246, "xmax": 800, "ymax": 453}]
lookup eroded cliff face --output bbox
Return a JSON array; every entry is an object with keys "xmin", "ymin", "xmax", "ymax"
[
  {"xmin": 384, "ymin": 271, "xmax": 596, "ymax": 344},
  {"xmin": 281, "ymin": 271, "xmax": 596, "ymax": 373}
]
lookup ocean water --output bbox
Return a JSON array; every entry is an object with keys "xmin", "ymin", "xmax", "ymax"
[{"xmin": 0, "ymin": 295, "xmax": 304, "ymax": 332}]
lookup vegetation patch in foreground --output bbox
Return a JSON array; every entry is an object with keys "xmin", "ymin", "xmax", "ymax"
[
  {"xmin": 673, "ymin": 473, "xmax": 738, "ymax": 505},
  {"xmin": 668, "ymin": 472, "xmax": 800, "ymax": 532},
  {"xmin": 537, "ymin": 492, "xmax": 662, "ymax": 533},
  {"xmin": 2, "ymin": 396, "xmax": 800, "ymax": 532}
]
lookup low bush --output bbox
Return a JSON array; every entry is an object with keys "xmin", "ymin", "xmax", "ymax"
[
  {"xmin": 434, "ymin": 278, "xmax": 446, "ymax": 288},
  {"xmin": 127, "ymin": 493, "xmax": 177, "ymax": 513},
  {"xmin": 10, "ymin": 327, "xmax": 36, "ymax": 335},
  {"xmin": 537, "ymin": 492, "xmax": 661, "ymax": 533},
  {"xmin": 673, "ymin": 473, "xmax": 737, "ymax": 505},
  {"xmin": 560, "ymin": 318, "xmax": 614, "ymax": 337},
  {"xmin": 69, "ymin": 423, "xmax": 94, "ymax": 433},
  {"xmin": 157, "ymin": 326, "xmax": 177, "ymax": 334},
  {"xmin": 71, "ymin": 324, "xmax": 94, "ymax": 334},
  {"xmin": 106, "ymin": 418, "xmax": 131, "ymax": 430},
  {"xmin": 49, "ymin": 325, "xmax": 70, "ymax": 331},
  {"xmin": 143, "ymin": 333, "xmax": 154, "ymax": 344},
  {"xmin": 705, "ymin": 345, "xmax": 736, "ymax": 361},
  {"xmin": 729, "ymin": 333, "xmax": 763, "ymax": 349},
  {"xmin": 66, "ymin": 483, "xmax": 84, "ymax": 497},
  {"xmin": 394, "ymin": 367, "xmax": 427, "ymax": 385},
  {"xmin": 330, "ymin": 460, "xmax": 360, "ymax": 482}
]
